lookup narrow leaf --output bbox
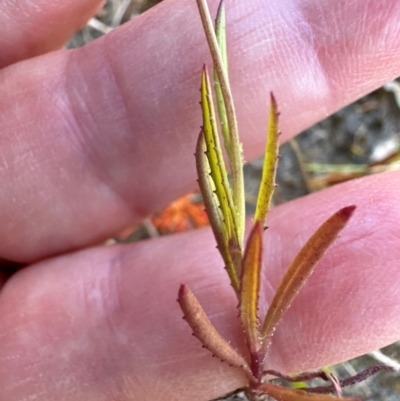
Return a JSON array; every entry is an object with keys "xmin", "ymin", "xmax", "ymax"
[
  {"xmin": 200, "ymin": 67, "xmax": 242, "ymax": 269},
  {"xmin": 196, "ymin": 0, "xmax": 245, "ymax": 246},
  {"xmin": 215, "ymin": 0, "xmax": 227, "ymax": 70},
  {"xmin": 178, "ymin": 284, "xmax": 253, "ymax": 379},
  {"xmin": 257, "ymin": 382, "xmax": 362, "ymax": 401},
  {"xmin": 214, "ymin": 0, "xmax": 230, "ymax": 158},
  {"xmin": 239, "ymin": 222, "xmax": 263, "ymax": 355},
  {"xmin": 196, "ymin": 131, "xmax": 240, "ymax": 292},
  {"xmin": 261, "ymin": 206, "xmax": 356, "ymax": 353},
  {"xmin": 254, "ymin": 93, "xmax": 280, "ymax": 227}
]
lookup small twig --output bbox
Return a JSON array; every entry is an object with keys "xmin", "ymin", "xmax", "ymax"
[
  {"xmin": 111, "ymin": 0, "xmax": 134, "ymax": 27},
  {"xmin": 143, "ymin": 218, "xmax": 160, "ymax": 238},
  {"xmin": 369, "ymin": 349, "xmax": 400, "ymax": 371},
  {"xmin": 87, "ymin": 18, "xmax": 114, "ymax": 34},
  {"xmin": 263, "ymin": 369, "xmax": 330, "ymax": 383},
  {"xmin": 341, "ymin": 361, "xmax": 372, "ymax": 397},
  {"xmin": 305, "ymin": 365, "xmax": 394, "ymax": 394}
]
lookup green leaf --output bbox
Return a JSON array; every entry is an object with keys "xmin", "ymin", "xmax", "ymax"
[
  {"xmin": 196, "ymin": 0, "xmax": 245, "ymax": 247},
  {"xmin": 178, "ymin": 284, "xmax": 253, "ymax": 380},
  {"xmin": 200, "ymin": 67, "xmax": 241, "ymax": 268},
  {"xmin": 213, "ymin": 0, "xmax": 230, "ymax": 158},
  {"xmin": 196, "ymin": 130, "xmax": 240, "ymax": 292},
  {"xmin": 260, "ymin": 206, "xmax": 356, "ymax": 354},
  {"xmin": 254, "ymin": 92, "xmax": 279, "ymax": 227},
  {"xmin": 215, "ymin": 0, "xmax": 227, "ymax": 70}
]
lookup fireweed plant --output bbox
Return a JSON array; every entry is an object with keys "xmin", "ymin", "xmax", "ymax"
[{"xmin": 178, "ymin": 1, "xmax": 392, "ymax": 400}]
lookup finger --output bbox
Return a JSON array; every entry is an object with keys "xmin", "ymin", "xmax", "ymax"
[
  {"xmin": 0, "ymin": 0, "xmax": 104, "ymax": 69},
  {"xmin": 0, "ymin": 171, "xmax": 399, "ymax": 400},
  {"xmin": 1, "ymin": 0, "xmax": 400, "ymax": 262}
]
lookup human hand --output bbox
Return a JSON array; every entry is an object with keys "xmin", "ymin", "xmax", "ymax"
[{"xmin": 0, "ymin": 0, "xmax": 400, "ymax": 400}]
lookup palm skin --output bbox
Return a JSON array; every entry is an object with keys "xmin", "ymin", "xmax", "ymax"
[{"xmin": 0, "ymin": 0, "xmax": 399, "ymax": 400}]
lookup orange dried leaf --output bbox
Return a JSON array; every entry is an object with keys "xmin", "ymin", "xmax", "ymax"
[
  {"xmin": 239, "ymin": 222, "xmax": 263, "ymax": 356},
  {"xmin": 261, "ymin": 206, "xmax": 356, "ymax": 351},
  {"xmin": 151, "ymin": 193, "xmax": 208, "ymax": 234},
  {"xmin": 258, "ymin": 382, "xmax": 362, "ymax": 401},
  {"xmin": 178, "ymin": 284, "xmax": 253, "ymax": 379}
]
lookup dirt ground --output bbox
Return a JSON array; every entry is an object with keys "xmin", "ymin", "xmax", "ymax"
[{"xmin": 68, "ymin": 1, "xmax": 400, "ymax": 400}]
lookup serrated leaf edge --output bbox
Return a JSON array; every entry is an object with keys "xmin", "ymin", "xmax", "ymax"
[
  {"xmin": 254, "ymin": 92, "xmax": 280, "ymax": 227},
  {"xmin": 260, "ymin": 206, "xmax": 356, "ymax": 356},
  {"xmin": 178, "ymin": 284, "xmax": 254, "ymax": 380}
]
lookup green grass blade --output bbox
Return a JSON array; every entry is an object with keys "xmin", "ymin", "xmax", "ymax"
[{"xmin": 254, "ymin": 93, "xmax": 279, "ymax": 226}]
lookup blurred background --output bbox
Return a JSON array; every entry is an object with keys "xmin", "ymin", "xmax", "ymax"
[{"xmin": 67, "ymin": 1, "xmax": 400, "ymax": 400}]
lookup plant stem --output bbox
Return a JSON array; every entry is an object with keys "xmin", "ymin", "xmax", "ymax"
[{"xmin": 196, "ymin": 0, "xmax": 245, "ymax": 247}]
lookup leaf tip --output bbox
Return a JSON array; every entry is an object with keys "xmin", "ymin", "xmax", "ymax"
[
  {"xmin": 178, "ymin": 283, "xmax": 188, "ymax": 301},
  {"xmin": 339, "ymin": 205, "xmax": 356, "ymax": 220},
  {"xmin": 269, "ymin": 91, "xmax": 277, "ymax": 109}
]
